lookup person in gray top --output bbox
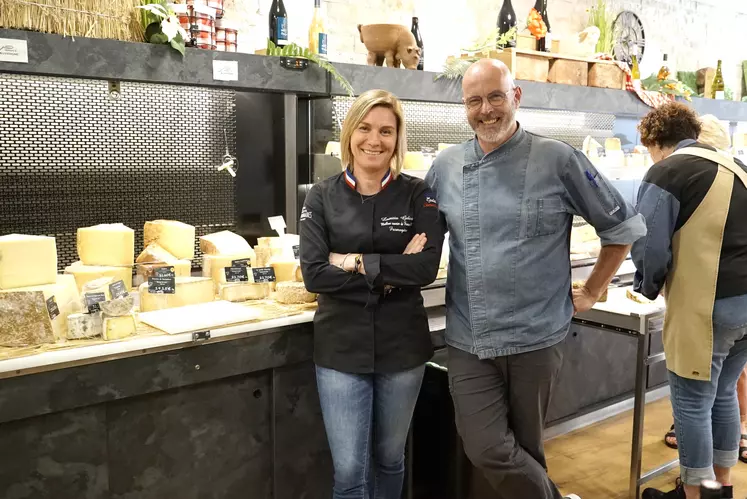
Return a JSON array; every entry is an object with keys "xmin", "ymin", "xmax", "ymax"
[{"xmin": 424, "ymin": 58, "xmax": 647, "ymax": 499}]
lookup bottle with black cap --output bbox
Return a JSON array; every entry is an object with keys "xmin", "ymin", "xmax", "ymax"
[{"xmin": 699, "ymin": 479, "xmax": 723, "ymax": 499}]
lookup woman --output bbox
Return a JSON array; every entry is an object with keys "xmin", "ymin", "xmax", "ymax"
[
  {"xmin": 299, "ymin": 89, "xmax": 445, "ymax": 499},
  {"xmin": 663, "ymin": 115, "xmax": 747, "ymax": 465},
  {"xmin": 633, "ymin": 103, "xmax": 747, "ymax": 499}
]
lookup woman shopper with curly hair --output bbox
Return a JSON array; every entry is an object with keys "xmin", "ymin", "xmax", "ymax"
[{"xmin": 632, "ymin": 102, "xmax": 747, "ymax": 499}]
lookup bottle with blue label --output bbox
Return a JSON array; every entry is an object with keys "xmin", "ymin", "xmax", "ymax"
[
  {"xmin": 269, "ymin": 0, "xmax": 288, "ymax": 47},
  {"xmin": 309, "ymin": 0, "xmax": 328, "ymax": 59}
]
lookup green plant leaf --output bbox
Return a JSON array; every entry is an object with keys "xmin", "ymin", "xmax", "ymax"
[
  {"xmin": 150, "ymin": 32, "xmax": 168, "ymax": 45},
  {"xmin": 170, "ymin": 38, "xmax": 185, "ymax": 56},
  {"xmin": 435, "ymin": 58, "xmax": 477, "ymax": 81},
  {"xmin": 138, "ymin": 4, "xmax": 169, "ymax": 19}
]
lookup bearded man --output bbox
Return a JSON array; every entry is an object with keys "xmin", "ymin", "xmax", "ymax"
[{"xmin": 424, "ymin": 59, "xmax": 647, "ymax": 499}]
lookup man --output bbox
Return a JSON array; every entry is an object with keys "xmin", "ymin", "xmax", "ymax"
[
  {"xmin": 633, "ymin": 103, "xmax": 747, "ymax": 499},
  {"xmin": 424, "ymin": 59, "xmax": 647, "ymax": 499}
]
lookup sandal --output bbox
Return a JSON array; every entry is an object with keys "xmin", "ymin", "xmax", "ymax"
[
  {"xmin": 664, "ymin": 424, "xmax": 677, "ymax": 449},
  {"xmin": 740, "ymin": 433, "xmax": 747, "ymax": 464}
]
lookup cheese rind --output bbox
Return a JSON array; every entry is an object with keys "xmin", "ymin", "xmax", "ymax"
[
  {"xmin": 143, "ymin": 220, "xmax": 195, "ymax": 260},
  {"xmin": 0, "ymin": 274, "xmax": 81, "ymax": 341},
  {"xmin": 219, "ymin": 282, "xmax": 270, "ymax": 302},
  {"xmin": 270, "ymin": 260, "xmax": 300, "ymax": 282},
  {"xmin": 200, "ymin": 231, "xmax": 252, "ymax": 256},
  {"xmin": 0, "ymin": 234, "xmax": 58, "ymax": 289},
  {"xmin": 67, "ymin": 312, "xmax": 103, "ymax": 339},
  {"xmin": 275, "ymin": 282, "xmax": 317, "ymax": 304},
  {"xmin": 0, "ymin": 291, "xmax": 56, "ymax": 346},
  {"xmin": 77, "ymin": 223, "xmax": 134, "ymax": 266},
  {"xmin": 65, "ymin": 262, "xmax": 133, "ymax": 292},
  {"xmin": 139, "ymin": 277, "xmax": 214, "ymax": 312},
  {"xmin": 103, "ymin": 313, "xmax": 137, "ymax": 340},
  {"xmin": 99, "ymin": 295, "xmax": 135, "ymax": 317},
  {"xmin": 136, "ymin": 243, "xmax": 178, "ymax": 264}
]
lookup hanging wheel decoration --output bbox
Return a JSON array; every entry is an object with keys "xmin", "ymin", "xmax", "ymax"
[{"xmin": 612, "ymin": 11, "xmax": 646, "ymax": 66}]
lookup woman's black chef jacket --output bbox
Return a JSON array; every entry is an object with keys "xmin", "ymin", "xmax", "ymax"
[{"xmin": 299, "ymin": 168, "xmax": 446, "ymax": 374}]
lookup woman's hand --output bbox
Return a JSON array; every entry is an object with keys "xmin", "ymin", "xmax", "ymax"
[{"xmin": 403, "ymin": 233, "xmax": 427, "ymax": 254}]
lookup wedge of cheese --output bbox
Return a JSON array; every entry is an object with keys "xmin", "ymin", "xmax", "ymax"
[
  {"xmin": 139, "ymin": 276, "xmax": 214, "ymax": 312},
  {"xmin": 269, "ymin": 259, "xmax": 301, "ymax": 282},
  {"xmin": 203, "ymin": 253, "xmax": 254, "ymax": 292},
  {"xmin": 136, "ymin": 260, "xmax": 192, "ymax": 284},
  {"xmin": 200, "ymin": 231, "xmax": 253, "ymax": 256},
  {"xmin": 0, "ymin": 234, "xmax": 58, "ymax": 289},
  {"xmin": 218, "ymin": 282, "xmax": 270, "ymax": 302},
  {"xmin": 143, "ymin": 220, "xmax": 195, "ymax": 260},
  {"xmin": 0, "ymin": 274, "xmax": 80, "ymax": 342},
  {"xmin": 103, "ymin": 313, "xmax": 137, "ymax": 341},
  {"xmin": 64, "ymin": 261, "xmax": 133, "ymax": 292},
  {"xmin": 275, "ymin": 281, "xmax": 316, "ymax": 305},
  {"xmin": 136, "ymin": 243, "xmax": 178, "ymax": 264},
  {"xmin": 67, "ymin": 312, "xmax": 103, "ymax": 339},
  {"xmin": 0, "ymin": 291, "xmax": 56, "ymax": 346},
  {"xmin": 626, "ymin": 288, "xmax": 655, "ymax": 304},
  {"xmin": 253, "ymin": 246, "xmax": 283, "ymax": 268},
  {"xmin": 77, "ymin": 223, "xmax": 134, "ymax": 266}
]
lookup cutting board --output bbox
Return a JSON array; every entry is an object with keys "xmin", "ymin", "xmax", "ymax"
[{"xmin": 138, "ymin": 300, "xmax": 262, "ymax": 335}]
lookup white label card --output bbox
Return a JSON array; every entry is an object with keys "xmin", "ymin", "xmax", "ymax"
[
  {"xmin": 0, "ymin": 38, "xmax": 28, "ymax": 63},
  {"xmin": 212, "ymin": 60, "xmax": 238, "ymax": 81},
  {"xmin": 268, "ymin": 216, "xmax": 286, "ymax": 235}
]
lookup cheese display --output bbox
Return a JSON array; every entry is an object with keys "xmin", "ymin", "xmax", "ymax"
[
  {"xmin": 0, "ymin": 291, "xmax": 56, "ymax": 346},
  {"xmin": 202, "ymin": 253, "xmax": 254, "ymax": 290},
  {"xmin": 102, "ymin": 313, "xmax": 137, "ymax": 341},
  {"xmin": 626, "ymin": 288, "xmax": 655, "ymax": 304},
  {"xmin": 604, "ymin": 138, "xmax": 622, "ymax": 151},
  {"xmin": 253, "ymin": 246, "xmax": 282, "ymax": 268},
  {"xmin": 275, "ymin": 281, "xmax": 316, "ymax": 304},
  {"xmin": 200, "ymin": 230, "xmax": 253, "ymax": 255},
  {"xmin": 77, "ymin": 223, "xmax": 134, "ymax": 266},
  {"xmin": 218, "ymin": 282, "xmax": 270, "ymax": 302},
  {"xmin": 0, "ymin": 234, "xmax": 58, "ymax": 289},
  {"xmin": 99, "ymin": 294, "xmax": 135, "ymax": 317},
  {"xmin": 139, "ymin": 276, "xmax": 214, "ymax": 312},
  {"xmin": 64, "ymin": 261, "xmax": 133, "ymax": 292},
  {"xmin": 143, "ymin": 220, "xmax": 196, "ymax": 260},
  {"xmin": 136, "ymin": 243, "xmax": 179, "ymax": 264},
  {"xmin": 270, "ymin": 260, "xmax": 301, "ymax": 282},
  {"xmin": 67, "ymin": 312, "xmax": 103, "ymax": 339},
  {"xmin": 81, "ymin": 277, "xmax": 114, "ymax": 301},
  {"xmin": 0, "ymin": 274, "xmax": 80, "ymax": 342}
]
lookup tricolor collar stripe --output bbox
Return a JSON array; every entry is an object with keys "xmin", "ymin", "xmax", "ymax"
[{"xmin": 344, "ymin": 167, "xmax": 393, "ymax": 191}]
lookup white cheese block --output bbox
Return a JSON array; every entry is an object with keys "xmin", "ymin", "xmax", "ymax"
[
  {"xmin": 138, "ymin": 276, "xmax": 214, "ymax": 312},
  {"xmin": 0, "ymin": 234, "xmax": 58, "ymax": 289},
  {"xmin": 253, "ymin": 246, "xmax": 283, "ymax": 268},
  {"xmin": 200, "ymin": 231, "xmax": 253, "ymax": 255},
  {"xmin": 77, "ymin": 223, "xmax": 134, "ymax": 266},
  {"xmin": 143, "ymin": 220, "xmax": 195, "ymax": 260},
  {"xmin": 605, "ymin": 137, "xmax": 622, "ymax": 152},
  {"xmin": 102, "ymin": 313, "xmax": 137, "ymax": 340},
  {"xmin": 136, "ymin": 260, "xmax": 192, "ymax": 283},
  {"xmin": 67, "ymin": 312, "xmax": 103, "ymax": 339},
  {"xmin": 64, "ymin": 261, "xmax": 133, "ymax": 292},
  {"xmin": 0, "ymin": 274, "xmax": 81, "ymax": 342},
  {"xmin": 202, "ymin": 253, "xmax": 253, "ymax": 278},
  {"xmin": 270, "ymin": 260, "xmax": 300, "ymax": 282},
  {"xmin": 275, "ymin": 281, "xmax": 317, "ymax": 305},
  {"xmin": 99, "ymin": 295, "xmax": 135, "ymax": 317},
  {"xmin": 0, "ymin": 291, "xmax": 56, "ymax": 346},
  {"xmin": 136, "ymin": 243, "xmax": 178, "ymax": 264},
  {"xmin": 218, "ymin": 282, "xmax": 270, "ymax": 302}
]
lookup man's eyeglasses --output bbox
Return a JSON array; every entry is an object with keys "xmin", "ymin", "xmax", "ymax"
[{"xmin": 463, "ymin": 89, "xmax": 515, "ymax": 110}]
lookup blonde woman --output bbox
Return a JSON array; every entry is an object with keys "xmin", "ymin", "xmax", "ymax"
[{"xmin": 299, "ymin": 89, "xmax": 446, "ymax": 499}]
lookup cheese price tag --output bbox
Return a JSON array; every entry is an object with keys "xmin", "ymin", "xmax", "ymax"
[
  {"xmin": 46, "ymin": 296, "xmax": 60, "ymax": 320},
  {"xmin": 252, "ymin": 267, "xmax": 276, "ymax": 283},
  {"xmin": 84, "ymin": 292, "xmax": 107, "ymax": 313},
  {"xmin": 109, "ymin": 280, "xmax": 128, "ymax": 299},
  {"xmin": 148, "ymin": 266, "xmax": 176, "ymax": 294}
]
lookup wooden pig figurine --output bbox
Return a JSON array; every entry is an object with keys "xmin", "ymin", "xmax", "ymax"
[{"xmin": 358, "ymin": 24, "xmax": 421, "ymax": 69}]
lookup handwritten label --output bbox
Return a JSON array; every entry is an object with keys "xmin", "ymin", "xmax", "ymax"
[
  {"xmin": 252, "ymin": 267, "xmax": 276, "ymax": 283},
  {"xmin": 212, "ymin": 60, "xmax": 239, "ymax": 81},
  {"xmin": 0, "ymin": 38, "xmax": 28, "ymax": 63},
  {"xmin": 46, "ymin": 296, "xmax": 60, "ymax": 320},
  {"xmin": 84, "ymin": 292, "xmax": 107, "ymax": 313},
  {"xmin": 109, "ymin": 280, "xmax": 128, "ymax": 299},
  {"xmin": 148, "ymin": 266, "xmax": 176, "ymax": 294},
  {"xmin": 225, "ymin": 265, "xmax": 249, "ymax": 283}
]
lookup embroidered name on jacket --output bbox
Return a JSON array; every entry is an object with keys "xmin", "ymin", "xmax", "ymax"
[{"xmin": 380, "ymin": 215, "xmax": 413, "ymax": 233}]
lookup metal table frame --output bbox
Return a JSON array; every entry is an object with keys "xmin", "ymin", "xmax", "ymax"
[{"xmin": 574, "ymin": 307, "xmax": 678, "ymax": 499}]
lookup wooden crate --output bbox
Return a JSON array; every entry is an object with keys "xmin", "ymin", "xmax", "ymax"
[
  {"xmin": 492, "ymin": 49, "xmax": 550, "ymax": 82},
  {"xmin": 549, "ymin": 59, "xmax": 588, "ymax": 86},
  {"xmin": 588, "ymin": 63, "xmax": 626, "ymax": 90}
]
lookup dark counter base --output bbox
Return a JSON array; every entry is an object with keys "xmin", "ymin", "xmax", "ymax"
[{"xmin": 0, "ymin": 324, "xmax": 332, "ymax": 499}]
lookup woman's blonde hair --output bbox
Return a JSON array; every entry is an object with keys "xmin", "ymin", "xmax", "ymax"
[
  {"xmin": 340, "ymin": 89, "xmax": 407, "ymax": 178},
  {"xmin": 698, "ymin": 114, "xmax": 731, "ymax": 151}
]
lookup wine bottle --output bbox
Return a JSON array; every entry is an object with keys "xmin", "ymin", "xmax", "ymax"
[
  {"xmin": 712, "ymin": 60, "xmax": 725, "ymax": 100},
  {"xmin": 269, "ymin": 0, "xmax": 289, "ymax": 47},
  {"xmin": 631, "ymin": 55, "xmax": 640, "ymax": 82},
  {"xmin": 533, "ymin": 0, "xmax": 551, "ymax": 52},
  {"xmin": 497, "ymin": 0, "xmax": 517, "ymax": 49},
  {"xmin": 308, "ymin": 0, "xmax": 327, "ymax": 59},
  {"xmin": 657, "ymin": 54, "xmax": 670, "ymax": 81},
  {"xmin": 699, "ymin": 480, "xmax": 722, "ymax": 499},
  {"xmin": 411, "ymin": 17, "xmax": 424, "ymax": 70}
]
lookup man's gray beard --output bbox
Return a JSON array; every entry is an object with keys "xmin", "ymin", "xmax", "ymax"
[{"xmin": 475, "ymin": 128, "xmax": 504, "ymax": 143}]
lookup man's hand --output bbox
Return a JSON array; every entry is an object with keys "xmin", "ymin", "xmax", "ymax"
[{"xmin": 572, "ymin": 285, "xmax": 598, "ymax": 314}]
